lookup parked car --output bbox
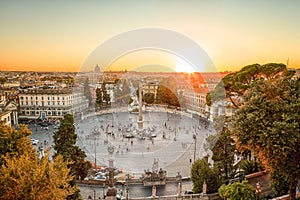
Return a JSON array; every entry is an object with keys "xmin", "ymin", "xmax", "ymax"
[
  {"xmin": 31, "ymin": 138, "xmax": 39, "ymax": 145},
  {"xmin": 184, "ymin": 190, "xmax": 194, "ymax": 195},
  {"xmin": 93, "ymin": 175, "xmax": 107, "ymax": 181}
]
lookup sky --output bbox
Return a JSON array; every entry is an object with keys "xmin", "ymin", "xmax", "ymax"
[{"xmin": 1, "ymin": 0, "xmax": 300, "ymax": 72}]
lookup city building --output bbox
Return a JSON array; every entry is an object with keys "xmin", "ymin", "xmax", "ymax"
[
  {"xmin": 142, "ymin": 82, "xmax": 159, "ymax": 100},
  {"xmin": 18, "ymin": 88, "xmax": 88, "ymax": 120},
  {"xmin": 184, "ymin": 87, "xmax": 209, "ymax": 118}
]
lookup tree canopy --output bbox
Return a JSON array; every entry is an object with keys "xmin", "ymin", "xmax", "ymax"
[
  {"xmin": 156, "ymin": 85, "xmax": 180, "ymax": 107},
  {"xmin": 210, "ymin": 63, "xmax": 291, "ymax": 108},
  {"xmin": 53, "ymin": 114, "xmax": 91, "ymax": 181},
  {"xmin": 53, "ymin": 114, "xmax": 91, "ymax": 199},
  {"xmin": 232, "ymin": 76, "xmax": 300, "ymax": 200},
  {"xmin": 218, "ymin": 180, "xmax": 255, "ymax": 200},
  {"xmin": 191, "ymin": 158, "xmax": 220, "ymax": 194},
  {"xmin": 0, "ymin": 122, "xmax": 76, "ymax": 199}
]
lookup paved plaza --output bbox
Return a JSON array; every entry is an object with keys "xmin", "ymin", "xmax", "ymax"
[
  {"xmin": 27, "ymin": 107, "xmax": 215, "ymax": 178},
  {"xmin": 75, "ymin": 107, "xmax": 214, "ymax": 178}
]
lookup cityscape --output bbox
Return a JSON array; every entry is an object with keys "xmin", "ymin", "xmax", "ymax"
[{"xmin": 1, "ymin": 1, "xmax": 300, "ymax": 200}]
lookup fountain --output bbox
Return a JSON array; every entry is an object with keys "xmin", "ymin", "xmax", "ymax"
[{"xmin": 141, "ymin": 158, "xmax": 167, "ymax": 197}]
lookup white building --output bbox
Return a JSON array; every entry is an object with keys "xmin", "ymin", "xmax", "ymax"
[
  {"xmin": 184, "ymin": 87, "xmax": 209, "ymax": 118},
  {"xmin": 18, "ymin": 88, "xmax": 88, "ymax": 120}
]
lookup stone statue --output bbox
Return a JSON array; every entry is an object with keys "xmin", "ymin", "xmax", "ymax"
[{"xmin": 152, "ymin": 158, "xmax": 159, "ymax": 174}]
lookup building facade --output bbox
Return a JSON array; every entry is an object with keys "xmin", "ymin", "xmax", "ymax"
[
  {"xmin": 184, "ymin": 88, "xmax": 209, "ymax": 118},
  {"xmin": 18, "ymin": 88, "xmax": 88, "ymax": 120}
]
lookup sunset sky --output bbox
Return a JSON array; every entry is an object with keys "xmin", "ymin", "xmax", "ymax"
[{"xmin": 1, "ymin": 0, "xmax": 300, "ymax": 72}]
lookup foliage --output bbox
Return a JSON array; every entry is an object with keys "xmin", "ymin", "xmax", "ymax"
[
  {"xmin": 0, "ymin": 153, "xmax": 76, "ymax": 200},
  {"xmin": 156, "ymin": 85, "xmax": 180, "ymax": 107},
  {"xmin": 0, "ymin": 123, "xmax": 35, "ymax": 166},
  {"xmin": 232, "ymin": 76, "xmax": 300, "ymax": 200},
  {"xmin": 210, "ymin": 63, "xmax": 291, "ymax": 108},
  {"xmin": 102, "ymin": 83, "xmax": 111, "ymax": 105},
  {"xmin": 143, "ymin": 92, "xmax": 155, "ymax": 104},
  {"xmin": 83, "ymin": 78, "xmax": 92, "ymax": 106},
  {"xmin": 239, "ymin": 160, "xmax": 258, "ymax": 175},
  {"xmin": 270, "ymin": 171, "xmax": 290, "ymax": 197},
  {"xmin": 95, "ymin": 83, "xmax": 111, "ymax": 108},
  {"xmin": 191, "ymin": 158, "xmax": 220, "ymax": 193},
  {"xmin": 114, "ymin": 79, "xmax": 131, "ymax": 106},
  {"xmin": 0, "ymin": 122, "xmax": 76, "ymax": 199},
  {"xmin": 53, "ymin": 114, "xmax": 91, "ymax": 184},
  {"xmin": 209, "ymin": 128, "xmax": 236, "ymax": 183},
  {"xmin": 218, "ymin": 180, "xmax": 255, "ymax": 200},
  {"xmin": 206, "ymin": 92, "xmax": 212, "ymax": 106},
  {"xmin": 95, "ymin": 87, "xmax": 103, "ymax": 108}
]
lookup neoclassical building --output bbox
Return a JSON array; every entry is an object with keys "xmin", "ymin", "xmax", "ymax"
[{"xmin": 18, "ymin": 88, "xmax": 88, "ymax": 120}]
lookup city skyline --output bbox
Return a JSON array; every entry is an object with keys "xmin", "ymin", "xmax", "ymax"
[{"xmin": 1, "ymin": 0, "xmax": 300, "ymax": 72}]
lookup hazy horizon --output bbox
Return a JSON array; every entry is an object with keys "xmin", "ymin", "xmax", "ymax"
[{"xmin": 1, "ymin": 1, "xmax": 300, "ymax": 72}]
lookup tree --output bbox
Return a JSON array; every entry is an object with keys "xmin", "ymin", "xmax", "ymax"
[
  {"xmin": 218, "ymin": 180, "xmax": 255, "ymax": 200},
  {"xmin": 191, "ymin": 158, "xmax": 220, "ymax": 193},
  {"xmin": 232, "ymin": 76, "xmax": 300, "ymax": 200},
  {"xmin": 53, "ymin": 114, "xmax": 91, "ymax": 199},
  {"xmin": 0, "ymin": 153, "xmax": 76, "ymax": 200},
  {"xmin": 95, "ymin": 87, "xmax": 103, "ymax": 109},
  {"xmin": 0, "ymin": 122, "xmax": 76, "ymax": 199},
  {"xmin": 239, "ymin": 159, "xmax": 261, "ymax": 175},
  {"xmin": 210, "ymin": 63, "xmax": 290, "ymax": 108},
  {"xmin": 143, "ymin": 92, "xmax": 154, "ymax": 104},
  {"xmin": 83, "ymin": 78, "xmax": 92, "ymax": 106},
  {"xmin": 156, "ymin": 85, "xmax": 180, "ymax": 107},
  {"xmin": 102, "ymin": 83, "xmax": 111, "ymax": 106},
  {"xmin": 0, "ymin": 123, "xmax": 35, "ymax": 166},
  {"xmin": 208, "ymin": 128, "xmax": 236, "ymax": 183}
]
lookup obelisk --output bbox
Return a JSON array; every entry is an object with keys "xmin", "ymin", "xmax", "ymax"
[{"xmin": 138, "ymin": 84, "xmax": 143, "ymax": 129}]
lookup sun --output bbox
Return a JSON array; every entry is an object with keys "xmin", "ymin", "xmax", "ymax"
[{"xmin": 175, "ymin": 57, "xmax": 196, "ymax": 73}]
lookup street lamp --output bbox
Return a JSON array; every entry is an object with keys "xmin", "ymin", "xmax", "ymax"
[
  {"xmin": 94, "ymin": 135, "xmax": 97, "ymax": 169},
  {"xmin": 193, "ymin": 134, "xmax": 197, "ymax": 162}
]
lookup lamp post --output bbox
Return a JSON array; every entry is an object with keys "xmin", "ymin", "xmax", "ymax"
[
  {"xmin": 94, "ymin": 135, "xmax": 97, "ymax": 169},
  {"xmin": 193, "ymin": 134, "xmax": 197, "ymax": 162}
]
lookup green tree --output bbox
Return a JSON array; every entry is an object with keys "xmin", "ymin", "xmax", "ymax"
[
  {"xmin": 191, "ymin": 158, "xmax": 220, "ymax": 193},
  {"xmin": 143, "ymin": 92, "xmax": 154, "ymax": 104},
  {"xmin": 53, "ymin": 114, "xmax": 91, "ymax": 199},
  {"xmin": 102, "ymin": 83, "xmax": 111, "ymax": 106},
  {"xmin": 209, "ymin": 128, "xmax": 236, "ymax": 183},
  {"xmin": 239, "ymin": 160, "xmax": 260, "ymax": 175},
  {"xmin": 210, "ymin": 63, "xmax": 290, "ymax": 108},
  {"xmin": 83, "ymin": 78, "xmax": 92, "ymax": 106},
  {"xmin": 156, "ymin": 85, "xmax": 180, "ymax": 107},
  {"xmin": 232, "ymin": 76, "xmax": 300, "ymax": 200},
  {"xmin": 114, "ymin": 79, "xmax": 131, "ymax": 106},
  {"xmin": 95, "ymin": 87, "xmax": 103, "ymax": 109},
  {"xmin": 218, "ymin": 180, "xmax": 255, "ymax": 200}
]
